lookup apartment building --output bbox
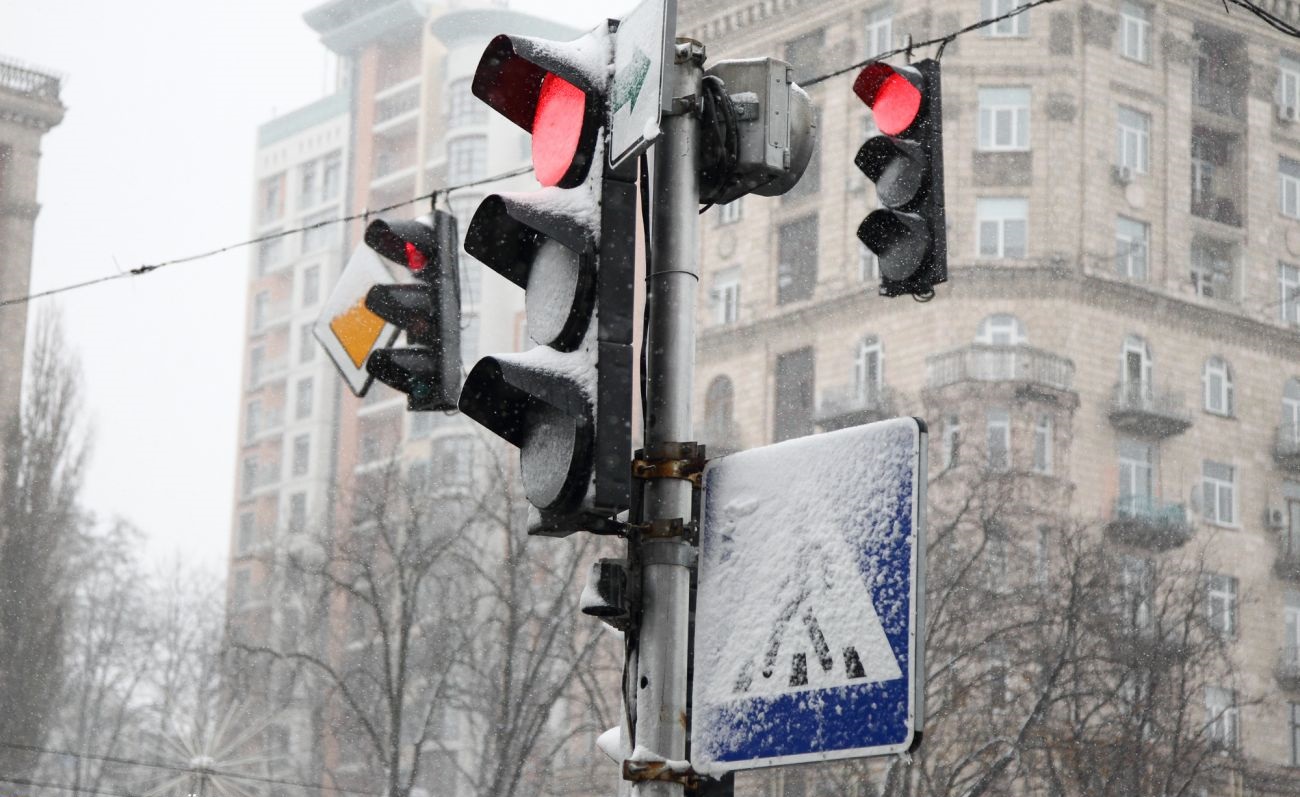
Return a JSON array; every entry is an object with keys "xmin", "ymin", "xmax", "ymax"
[
  {"xmin": 0, "ymin": 56, "xmax": 63, "ymax": 434},
  {"xmin": 679, "ymin": 0, "xmax": 1300, "ymax": 794}
]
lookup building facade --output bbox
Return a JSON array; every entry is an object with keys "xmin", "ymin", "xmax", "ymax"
[
  {"xmin": 679, "ymin": 0, "xmax": 1300, "ymax": 794},
  {"xmin": 0, "ymin": 56, "xmax": 63, "ymax": 431}
]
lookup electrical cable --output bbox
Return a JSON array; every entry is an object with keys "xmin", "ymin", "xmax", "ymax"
[
  {"xmin": 0, "ymin": 773, "xmax": 144, "ymax": 797},
  {"xmin": 0, "ymin": 164, "xmax": 534, "ymax": 310}
]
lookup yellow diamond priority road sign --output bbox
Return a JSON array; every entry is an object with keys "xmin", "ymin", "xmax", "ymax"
[{"xmin": 314, "ymin": 244, "xmax": 403, "ymax": 396}]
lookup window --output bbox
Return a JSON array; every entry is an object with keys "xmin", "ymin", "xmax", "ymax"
[
  {"xmin": 712, "ymin": 267, "xmax": 741, "ymax": 325},
  {"xmin": 777, "ymin": 216, "xmax": 818, "ymax": 304},
  {"xmin": 1120, "ymin": 335, "xmax": 1152, "ymax": 399},
  {"xmin": 1202, "ymin": 356, "xmax": 1234, "ymax": 415},
  {"xmin": 1287, "ymin": 591, "xmax": 1300, "ymax": 667},
  {"xmin": 1202, "ymin": 460, "xmax": 1236, "ymax": 526},
  {"xmin": 988, "ymin": 644, "xmax": 1012, "ymax": 711},
  {"xmin": 245, "ymin": 400, "xmax": 261, "ymax": 441},
  {"xmin": 1286, "ymin": 486, "xmax": 1300, "ymax": 559},
  {"xmin": 982, "ymin": 0, "xmax": 1029, "ymax": 37},
  {"xmin": 1205, "ymin": 573, "xmax": 1238, "ymax": 637},
  {"xmin": 1290, "ymin": 702, "xmax": 1300, "ymax": 767},
  {"xmin": 301, "ymin": 210, "xmax": 337, "ymax": 253},
  {"xmin": 238, "ymin": 512, "xmax": 255, "ymax": 554},
  {"xmin": 865, "ymin": 5, "xmax": 894, "ymax": 58},
  {"xmin": 704, "ymin": 376, "xmax": 735, "ymax": 438},
  {"xmin": 854, "ymin": 336, "xmax": 883, "ymax": 399},
  {"xmin": 1190, "ymin": 239, "xmax": 1234, "ymax": 299},
  {"xmin": 858, "ymin": 241, "xmax": 878, "ymax": 283},
  {"xmin": 302, "ymin": 265, "xmax": 321, "ymax": 306},
  {"xmin": 1118, "ymin": 437, "xmax": 1154, "ymax": 508},
  {"xmin": 977, "ymin": 198, "xmax": 1028, "ymax": 258},
  {"xmin": 257, "ymin": 237, "xmax": 284, "ymax": 274},
  {"xmin": 295, "ymin": 377, "xmax": 313, "ymax": 420},
  {"xmin": 447, "ymin": 135, "xmax": 487, "ymax": 185},
  {"xmin": 1032, "ymin": 414, "xmax": 1053, "ymax": 474},
  {"xmin": 985, "ymin": 527, "xmax": 1009, "ymax": 592},
  {"xmin": 1119, "ymin": 2, "xmax": 1151, "ymax": 63},
  {"xmin": 321, "ymin": 151, "xmax": 343, "ymax": 201},
  {"xmin": 1121, "ymin": 555, "xmax": 1153, "ymax": 630},
  {"xmin": 784, "ymin": 28, "xmax": 827, "ymax": 84},
  {"xmin": 1279, "ymin": 54, "xmax": 1300, "ymax": 112},
  {"xmin": 434, "ymin": 436, "xmax": 475, "ymax": 486},
  {"xmin": 258, "ymin": 173, "xmax": 284, "ymax": 224},
  {"xmin": 233, "ymin": 569, "xmax": 251, "ymax": 608},
  {"xmin": 942, "ymin": 415, "xmax": 961, "ymax": 468},
  {"xmin": 1035, "ymin": 526, "xmax": 1051, "ymax": 585},
  {"xmin": 718, "ymin": 198, "xmax": 743, "ymax": 225},
  {"xmin": 1205, "ymin": 686, "xmax": 1238, "ymax": 748},
  {"xmin": 1116, "ymin": 106, "xmax": 1150, "ymax": 174},
  {"xmin": 978, "ymin": 88, "xmax": 1030, "ymax": 150},
  {"xmin": 1282, "ymin": 157, "xmax": 1300, "ymax": 219},
  {"xmin": 252, "ymin": 291, "xmax": 270, "ymax": 331},
  {"xmin": 1115, "ymin": 216, "xmax": 1149, "ymax": 280},
  {"xmin": 447, "ymin": 77, "xmax": 487, "ymax": 128},
  {"xmin": 288, "ymin": 492, "xmax": 307, "ymax": 534},
  {"xmin": 300, "ymin": 323, "xmax": 316, "ymax": 364},
  {"xmin": 249, "ymin": 346, "xmax": 265, "ymax": 387},
  {"xmin": 976, "ymin": 314, "xmax": 1026, "ymax": 345},
  {"xmin": 987, "ymin": 408, "xmax": 1010, "ymax": 471},
  {"xmin": 773, "ymin": 347, "xmax": 815, "ymax": 442},
  {"xmin": 298, "ymin": 160, "xmax": 318, "ymax": 209},
  {"xmin": 242, "ymin": 457, "xmax": 258, "ymax": 497},
  {"xmin": 292, "ymin": 434, "xmax": 310, "ymax": 477},
  {"xmin": 1281, "ymin": 263, "xmax": 1300, "ymax": 325}
]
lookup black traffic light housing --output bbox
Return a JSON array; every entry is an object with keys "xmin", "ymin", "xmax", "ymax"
[
  {"xmin": 854, "ymin": 59, "xmax": 947, "ymax": 298},
  {"xmin": 362, "ymin": 210, "xmax": 462, "ymax": 411},
  {"xmin": 458, "ymin": 25, "xmax": 636, "ymax": 537}
]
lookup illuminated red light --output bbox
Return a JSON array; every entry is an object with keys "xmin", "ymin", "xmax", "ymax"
[
  {"xmin": 405, "ymin": 241, "xmax": 427, "ymax": 273},
  {"xmin": 531, "ymin": 72, "xmax": 587, "ymax": 187},
  {"xmin": 853, "ymin": 63, "xmax": 921, "ymax": 137}
]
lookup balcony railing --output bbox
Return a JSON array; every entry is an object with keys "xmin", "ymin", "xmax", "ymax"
[
  {"xmin": 1193, "ymin": 79, "xmax": 1244, "ymax": 117},
  {"xmin": 1108, "ymin": 383, "xmax": 1192, "ymax": 438},
  {"xmin": 1107, "ymin": 496, "xmax": 1192, "ymax": 551},
  {"xmin": 1190, "ymin": 195, "xmax": 1242, "ymax": 227},
  {"xmin": 1275, "ymin": 424, "xmax": 1300, "ymax": 471},
  {"xmin": 0, "ymin": 58, "xmax": 61, "ymax": 101},
  {"xmin": 373, "ymin": 84, "xmax": 420, "ymax": 127},
  {"xmin": 252, "ymin": 300, "xmax": 291, "ymax": 333},
  {"xmin": 245, "ymin": 407, "xmax": 285, "ymax": 443},
  {"xmin": 1276, "ymin": 647, "xmax": 1300, "ymax": 691},
  {"xmin": 814, "ymin": 385, "xmax": 897, "ymax": 432},
  {"xmin": 925, "ymin": 344, "xmax": 1073, "ymax": 393},
  {"xmin": 250, "ymin": 356, "xmax": 288, "ymax": 388}
]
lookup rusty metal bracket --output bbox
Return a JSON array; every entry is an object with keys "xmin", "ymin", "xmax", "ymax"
[
  {"xmin": 622, "ymin": 759, "xmax": 703, "ymax": 787},
  {"xmin": 632, "ymin": 442, "xmax": 707, "ymax": 489}
]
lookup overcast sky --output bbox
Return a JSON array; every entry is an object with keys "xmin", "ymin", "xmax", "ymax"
[{"xmin": 0, "ymin": 0, "xmax": 634, "ymax": 572}]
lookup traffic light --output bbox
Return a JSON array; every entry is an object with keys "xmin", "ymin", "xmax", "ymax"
[
  {"xmin": 853, "ymin": 59, "xmax": 946, "ymax": 298},
  {"xmin": 362, "ymin": 210, "xmax": 462, "ymax": 411},
  {"xmin": 458, "ymin": 26, "xmax": 636, "ymax": 536}
]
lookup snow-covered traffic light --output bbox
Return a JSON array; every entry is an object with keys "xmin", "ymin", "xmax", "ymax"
[
  {"xmin": 362, "ymin": 211, "xmax": 461, "ymax": 411},
  {"xmin": 854, "ymin": 59, "xmax": 947, "ymax": 298},
  {"xmin": 458, "ymin": 26, "xmax": 636, "ymax": 536}
]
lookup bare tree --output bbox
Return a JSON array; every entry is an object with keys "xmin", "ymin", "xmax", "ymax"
[{"xmin": 0, "ymin": 312, "xmax": 90, "ymax": 783}]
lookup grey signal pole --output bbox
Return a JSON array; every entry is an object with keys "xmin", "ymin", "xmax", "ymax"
[{"xmin": 634, "ymin": 39, "xmax": 704, "ymax": 797}]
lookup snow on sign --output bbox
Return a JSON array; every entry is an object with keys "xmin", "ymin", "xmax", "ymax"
[
  {"xmin": 692, "ymin": 418, "xmax": 928, "ymax": 773},
  {"xmin": 608, "ymin": 0, "xmax": 675, "ymax": 170}
]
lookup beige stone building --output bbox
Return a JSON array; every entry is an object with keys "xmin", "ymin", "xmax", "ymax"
[
  {"xmin": 0, "ymin": 56, "xmax": 63, "ymax": 429},
  {"xmin": 679, "ymin": 0, "xmax": 1300, "ymax": 793}
]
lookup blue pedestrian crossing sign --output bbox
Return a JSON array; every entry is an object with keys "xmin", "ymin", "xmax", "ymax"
[{"xmin": 691, "ymin": 418, "xmax": 927, "ymax": 773}]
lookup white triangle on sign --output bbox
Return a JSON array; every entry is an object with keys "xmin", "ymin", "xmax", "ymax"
[{"xmin": 725, "ymin": 529, "xmax": 902, "ymax": 698}]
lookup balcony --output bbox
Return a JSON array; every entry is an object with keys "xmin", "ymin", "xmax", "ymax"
[
  {"xmin": 1276, "ymin": 549, "xmax": 1300, "ymax": 582},
  {"xmin": 1108, "ymin": 384, "xmax": 1191, "ymax": 438},
  {"xmin": 1276, "ymin": 647, "xmax": 1300, "ymax": 692},
  {"xmin": 926, "ymin": 344, "xmax": 1073, "ymax": 396},
  {"xmin": 1275, "ymin": 424, "xmax": 1300, "ymax": 470},
  {"xmin": 1192, "ymin": 79, "xmax": 1244, "ymax": 118},
  {"xmin": 251, "ymin": 299, "xmax": 292, "ymax": 334},
  {"xmin": 245, "ymin": 407, "xmax": 285, "ymax": 443},
  {"xmin": 1190, "ymin": 195, "xmax": 1242, "ymax": 227},
  {"xmin": 1106, "ymin": 496, "xmax": 1192, "ymax": 551},
  {"xmin": 814, "ymin": 385, "xmax": 897, "ymax": 433},
  {"xmin": 250, "ymin": 356, "xmax": 288, "ymax": 389},
  {"xmin": 1108, "ymin": 624, "xmax": 1191, "ymax": 670}
]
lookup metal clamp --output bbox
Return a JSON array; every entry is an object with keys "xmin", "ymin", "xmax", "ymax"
[
  {"xmin": 622, "ymin": 759, "xmax": 702, "ymax": 787},
  {"xmin": 641, "ymin": 539, "xmax": 697, "ymax": 569},
  {"xmin": 632, "ymin": 442, "xmax": 707, "ymax": 488}
]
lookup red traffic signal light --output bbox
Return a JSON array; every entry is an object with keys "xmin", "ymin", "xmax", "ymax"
[
  {"xmin": 472, "ymin": 34, "xmax": 604, "ymax": 189},
  {"xmin": 854, "ymin": 59, "xmax": 947, "ymax": 298}
]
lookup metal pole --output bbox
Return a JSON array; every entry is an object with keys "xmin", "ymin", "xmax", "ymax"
[{"xmin": 635, "ymin": 39, "xmax": 703, "ymax": 797}]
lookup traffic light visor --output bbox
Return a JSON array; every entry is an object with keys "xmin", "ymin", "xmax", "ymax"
[
  {"xmin": 365, "ymin": 218, "xmax": 437, "ymax": 273},
  {"xmin": 854, "ymin": 63, "xmax": 922, "ymax": 136}
]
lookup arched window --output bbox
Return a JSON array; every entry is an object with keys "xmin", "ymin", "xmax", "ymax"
[
  {"xmin": 704, "ymin": 375, "xmax": 735, "ymax": 433},
  {"xmin": 1120, "ymin": 335, "xmax": 1152, "ymax": 400},
  {"xmin": 1283, "ymin": 379, "xmax": 1300, "ymax": 439},
  {"xmin": 1202, "ymin": 357, "xmax": 1234, "ymax": 416},
  {"xmin": 854, "ymin": 336, "xmax": 883, "ymax": 399},
  {"xmin": 976, "ymin": 314, "xmax": 1027, "ymax": 345}
]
